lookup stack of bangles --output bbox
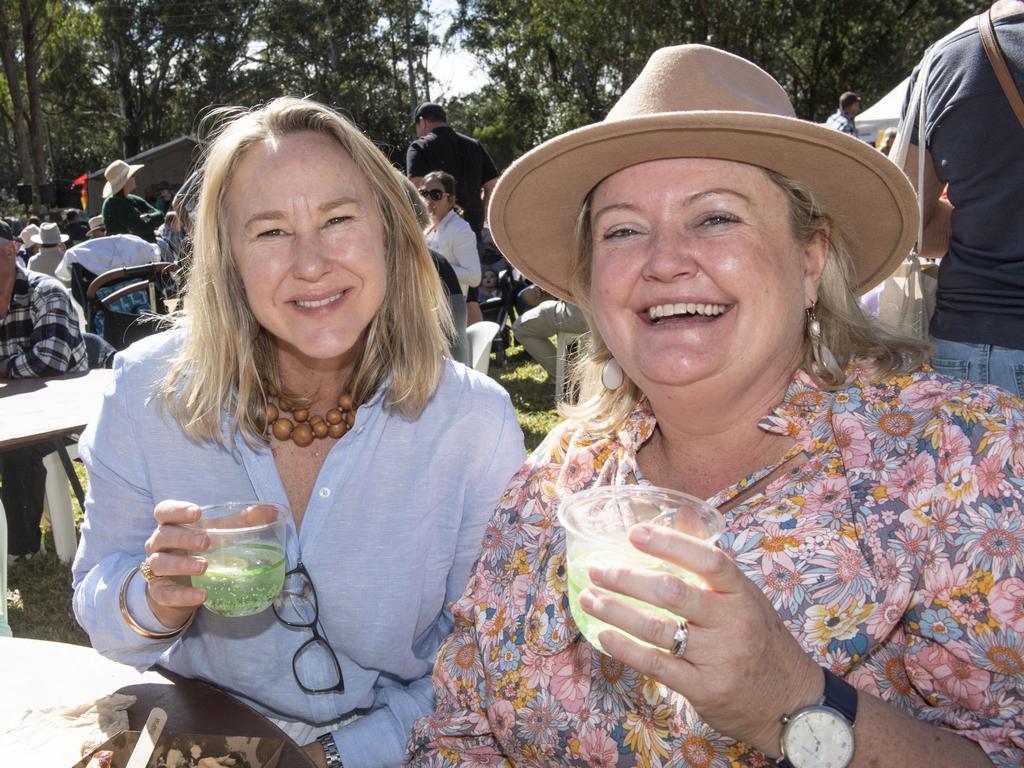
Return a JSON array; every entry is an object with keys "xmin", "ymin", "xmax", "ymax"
[{"xmin": 118, "ymin": 562, "xmax": 195, "ymax": 640}]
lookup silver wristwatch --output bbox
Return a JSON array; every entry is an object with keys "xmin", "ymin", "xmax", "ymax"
[
  {"xmin": 777, "ymin": 669, "xmax": 857, "ymax": 768},
  {"xmin": 317, "ymin": 732, "xmax": 344, "ymax": 768}
]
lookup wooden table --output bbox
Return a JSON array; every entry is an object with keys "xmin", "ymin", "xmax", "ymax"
[
  {"xmin": 0, "ymin": 369, "xmax": 113, "ymax": 560},
  {"xmin": 0, "ymin": 368, "xmax": 113, "ymax": 450},
  {"xmin": 0, "ymin": 637, "xmax": 316, "ymax": 766}
]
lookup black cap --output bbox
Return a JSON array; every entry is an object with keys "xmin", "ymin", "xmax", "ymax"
[
  {"xmin": 158, "ymin": 179, "xmax": 172, "ymax": 190},
  {"xmin": 413, "ymin": 102, "xmax": 447, "ymax": 123},
  {"xmin": 0, "ymin": 219, "xmax": 14, "ymax": 241}
]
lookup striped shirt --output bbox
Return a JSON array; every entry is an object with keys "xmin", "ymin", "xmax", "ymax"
[{"xmin": 1, "ymin": 262, "xmax": 87, "ymax": 378}]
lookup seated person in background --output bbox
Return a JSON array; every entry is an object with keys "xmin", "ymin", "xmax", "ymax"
[
  {"xmin": 511, "ymin": 283, "xmax": 588, "ymax": 380},
  {"xmin": 411, "ymin": 45, "xmax": 1024, "ymax": 767},
  {"xmin": 421, "ymin": 171, "xmax": 481, "ymax": 298},
  {"xmin": 64, "ymin": 210, "xmax": 90, "ymax": 245},
  {"xmin": 476, "ymin": 268, "xmax": 500, "ymax": 302},
  {"xmin": 16, "ymin": 223, "xmax": 40, "ymax": 266},
  {"xmin": 0, "ymin": 218, "xmax": 87, "ymax": 560},
  {"xmin": 156, "ymin": 211, "xmax": 184, "ymax": 261},
  {"xmin": 101, "ymin": 159, "xmax": 162, "ymax": 243},
  {"xmin": 86, "ymin": 215, "xmax": 105, "ymax": 239},
  {"xmin": 28, "ymin": 222, "xmax": 70, "ymax": 279},
  {"xmin": 71, "ymin": 97, "xmax": 524, "ymax": 768},
  {"xmin": 404, "ymin": 176, "xmax": 469, "ymax": 365}
]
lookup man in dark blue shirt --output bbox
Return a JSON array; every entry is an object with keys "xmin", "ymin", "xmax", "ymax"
[{"xmin": 902, "ymin": 0, "xmax": 1024, "ymax": 395}]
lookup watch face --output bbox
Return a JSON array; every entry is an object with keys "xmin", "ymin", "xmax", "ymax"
[{"xmin": 781, "ymin": 706, "xmax": 855, "ymax": 768}]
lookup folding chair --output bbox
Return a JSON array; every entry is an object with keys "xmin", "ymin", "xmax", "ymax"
[
  {"xmin": 86, "ymin": 263, "xmax": 179, "ymax": 350},
  {"xmin": 1, "ymin": 498, "xmax": 11, "ymax": 636}
]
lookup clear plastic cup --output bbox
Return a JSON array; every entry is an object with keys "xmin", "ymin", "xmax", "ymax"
[
  {"xmin": 186, "ymin": 501, "xmax": 289, "ymax": 617},
  {"xmin": 557, "ymin": 485, "xmax": 725, "ymax": 653}
]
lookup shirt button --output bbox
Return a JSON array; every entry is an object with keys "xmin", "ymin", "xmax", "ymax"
[{"xmin": 318, "ymin": 487, "xmax": 331, "ymax": 498}]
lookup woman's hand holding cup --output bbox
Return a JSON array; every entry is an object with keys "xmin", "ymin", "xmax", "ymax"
[
  {"xmin": 580, "ymin": 522, "xmax": 823, "ymax": 759},
  {"xmin": 142, "ymin": 499, "xmax": 210, "ymax": 628}
]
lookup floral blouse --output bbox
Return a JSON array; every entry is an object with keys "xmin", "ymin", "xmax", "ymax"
[{"xmin": 408, "ymin": 367, "xmax": 1024, "ymax": 766}]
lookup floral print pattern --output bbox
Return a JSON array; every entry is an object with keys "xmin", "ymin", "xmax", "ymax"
[{"xmin": 409, "ymin": 367, "xmax": 1024, "ymax": 766}]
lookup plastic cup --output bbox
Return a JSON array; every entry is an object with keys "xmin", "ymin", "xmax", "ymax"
[
  {"xmin": 557, "ymin": 485, "xmax": 725, "ymax": 653},
  {"xmin": 186, "ymin": 501, "xmax": 289, "ymax": 617}
]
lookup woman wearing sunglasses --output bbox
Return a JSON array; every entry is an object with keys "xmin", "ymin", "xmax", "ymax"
[{"xmin": 71, "ymin": 98, "xmax": 525, "ymax": 768}]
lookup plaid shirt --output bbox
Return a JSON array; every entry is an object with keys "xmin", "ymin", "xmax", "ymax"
[{"xmin": 1, "ymin": 262, "xmax": 87, "ymax": 378}]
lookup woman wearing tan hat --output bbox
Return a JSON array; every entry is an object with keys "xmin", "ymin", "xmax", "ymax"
[
  {"xmin": 410, "ymin": 46, "xmax": 1022, "ymax": 766},
  {"xmin": 101, "ymin": 158, "xmax": 162, "ymax": 242}
]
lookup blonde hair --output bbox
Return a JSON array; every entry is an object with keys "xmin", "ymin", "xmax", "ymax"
[
  {"xmin": 561, "ymin": 166, "xmax": 931, "ymax": 434},
  {"xmin": 161, "ymin": 97, "xmax": 453, "ymax": 447}
]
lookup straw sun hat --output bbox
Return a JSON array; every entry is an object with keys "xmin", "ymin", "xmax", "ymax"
[
  {"xmin": 103, "ymin": 159, "xmax": 144, "ymax": 197},
  {"xmin": 30, "ymin": 222, "xmax": 70, "ymax": 247},
  {"xmin": 489, "ymin": 44, "xmax": 918, "ymax": 302}
]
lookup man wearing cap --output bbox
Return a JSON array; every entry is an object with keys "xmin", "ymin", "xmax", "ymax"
[
  {"xmin": 0, "ymin": 217, "xmax": 87, "ymax": 560},
  {"xmin": 101, "ymin": 159, "xmax": 162, "ymax": 242},
  {"xmin": 406, "ymin": 102, "xmax": 500, "ymax": 237},
  {"xmin": 28, "ymin": 222, "xmax": 70, "ymax": 279},
  {"xmin": 825, "ymin": 91, "xmax": 861, "ymax": 135}
]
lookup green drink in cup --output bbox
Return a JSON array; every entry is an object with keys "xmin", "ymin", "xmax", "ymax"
[
  {"xmin": 187, "ymin": 501, "xmax": 289, "ymax": 617},
  {"xmin": 558, "ymin": 485, "xmax": 725, "ymax": 654}
]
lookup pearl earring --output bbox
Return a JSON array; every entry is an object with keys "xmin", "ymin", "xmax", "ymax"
[{"xmin": 601, "ymin": 358, "xmax": 624, "ymax": 390}]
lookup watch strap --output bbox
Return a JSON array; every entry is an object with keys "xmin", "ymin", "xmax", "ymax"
[
  {"xmin": 317, "ymin": 732, "xmax": 344, "ymax": 768},
  {"xmin": 776, "ymin": 668, "xmax": 858, "ymax": 768},
  {"xmin": 823, "ymin": 668, "xmax": 858, "ymax": 724}
]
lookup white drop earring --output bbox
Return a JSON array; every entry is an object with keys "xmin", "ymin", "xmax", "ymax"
[
  {"xmin": 601, "ymin": 358, "xmax": 624, "ymax": 390},
  {"xmin": 806, "ymin": 305, "xmax": 842, "ymax": 380}
]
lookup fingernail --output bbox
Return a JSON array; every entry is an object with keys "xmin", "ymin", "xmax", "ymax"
[
  {"xmin": 631, "ymin": 525, "xmax": 652, "ymax": 544},
  {"xmin": 589, "ymin": 566, "xmax": 608, "ymax": 586},
  {"xmin": 191, "ymin": 534, "xmax": 207, "ymax": 549},
  {"xmin": 191, "ymin": 559, "xmax": 205, "ymax": 573}
]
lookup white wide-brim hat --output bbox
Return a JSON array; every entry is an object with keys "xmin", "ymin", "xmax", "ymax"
[
  {"xmin": 18, "ymin": 223, "xmax": 39, "ymax": 245},
  {"xmin": 30, "ymin": 222, "xmax": 69, "ymax": 247},
  {"xmin": 103, "ymin": 159, "xmax": 145, "ymax": 197},
  {"xmin": 489, "ymin": 44, "xmax": 919, "ymax": 301}
]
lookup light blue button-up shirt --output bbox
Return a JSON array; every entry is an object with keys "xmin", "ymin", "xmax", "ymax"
[{"xmin": 71, "ymin": 330, "xmax": 525, "ymax": 767}]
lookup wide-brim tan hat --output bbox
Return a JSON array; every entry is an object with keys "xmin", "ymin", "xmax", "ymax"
[
  {"xmin": 87, "ymin": 215, "xmax": 105, "ymax": 236},
  {"xmin": 103, "ymin": 159, "xmax": 144, "ymax": 197},
  {"xmin": 18, "ymin": 223, "xmax": 39, "ymax": 245},
  {"xmin": 489, "ymin": 44, "xmax": 918, "ymax": 301},
  {"xmin": 30, "ymin": 222, "xmax": 69, "ymax": 247}
]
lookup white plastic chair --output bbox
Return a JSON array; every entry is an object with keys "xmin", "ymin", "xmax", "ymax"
[
  {"xmin": 42, "ymin": 445, "xmax": 79, "ymax": 563},
  {"xmin": 1, "ymin": 498, "xmax": 12, "ymax": 636},
  {"xmin": 467, "ymin": 321, "xmax": 501, "ymax": 375}
]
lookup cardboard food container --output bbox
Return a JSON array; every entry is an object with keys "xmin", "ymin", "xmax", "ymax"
[{"xmin": 72, "ymin": 730, "xmax": 284, "ymax": 768}]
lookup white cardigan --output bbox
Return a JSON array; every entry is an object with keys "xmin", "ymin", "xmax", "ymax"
[{"xmin": 426, "ymin": 210, "xmax": 480, "ymax": 295}]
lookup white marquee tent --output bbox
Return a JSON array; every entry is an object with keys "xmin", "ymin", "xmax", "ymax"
[{"xmin": 856, "ymin": 77, "xmax": 910, "ymax": 144}]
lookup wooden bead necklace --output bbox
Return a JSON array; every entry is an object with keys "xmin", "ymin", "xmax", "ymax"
[{"xmin": 264, "ymin": 384, "xmax": 357, "ymax": 448}]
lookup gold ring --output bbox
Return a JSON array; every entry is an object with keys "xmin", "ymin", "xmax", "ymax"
[{"xmin": 139, "ymin": 559, "xmax": 157, "ymax": 583}]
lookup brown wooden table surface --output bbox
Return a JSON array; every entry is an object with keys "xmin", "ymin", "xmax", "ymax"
[
  {"xmin": 0, "ymin": 368, "xmax": 113, "ymax": 449},
  {"xmin": 0, "ymin": 637, "xmax": 315, "ymax": 767},
  {"xmin": 122, "ymin": 669, "xmax": 316, "ymax": 768}
]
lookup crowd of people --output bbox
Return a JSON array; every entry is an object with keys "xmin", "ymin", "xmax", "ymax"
[{"xmin": 2, "ymin": 3, "xmax": 1023, "ymax": 766}]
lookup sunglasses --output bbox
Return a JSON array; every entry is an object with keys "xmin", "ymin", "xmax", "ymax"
[{"xmin": 418, "ymin": 188, "xmax": 445, "ymax": 201}]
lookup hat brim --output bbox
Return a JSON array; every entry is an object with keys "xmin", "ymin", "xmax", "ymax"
[
  {"xmin": 30, "ymin": 233, "xmax": 70, "ymax": 246},
  {"xmin": 103, "ymin": 163, "xmax": 145, "ymax": 197},
  {"xmin": 489, "ymin": 112, "xmax": 919, "ymax": 301}
]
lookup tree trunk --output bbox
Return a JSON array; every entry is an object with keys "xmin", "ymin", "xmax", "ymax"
[
  {"xmin": 0, "ymin": 1, "xmax": 33, "ymax": 189},
  {"xmin": 20, "ymin": 0, "xmax": 48, "ymax": 210}
]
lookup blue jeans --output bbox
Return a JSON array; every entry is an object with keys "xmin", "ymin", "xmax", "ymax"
[{"xmin": 930, "ymin": 336, "xmax": 1024, "ymax": 397}]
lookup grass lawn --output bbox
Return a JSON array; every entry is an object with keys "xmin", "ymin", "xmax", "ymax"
[{"xmin": 4, "ymin": 344, "xmax": 560, "ymax": 645}]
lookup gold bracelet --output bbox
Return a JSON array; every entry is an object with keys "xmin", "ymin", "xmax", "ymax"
[{"xmin": 119, "ymin": 564, "xmax": 195, "ymax": 640}]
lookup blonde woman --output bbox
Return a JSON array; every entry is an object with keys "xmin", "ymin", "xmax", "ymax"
[
  {"xmin": 71, "ymin": 97, "xmax": 524, "ymax": 768},
  {"xmin": 411, "ymin": 47, "xmax": 1023, "ymax": 766}
]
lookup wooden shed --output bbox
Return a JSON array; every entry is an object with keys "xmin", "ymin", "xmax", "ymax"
[{"xmin": 86, "ymin": 136, "xmax": 203, "ymax": 215}]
